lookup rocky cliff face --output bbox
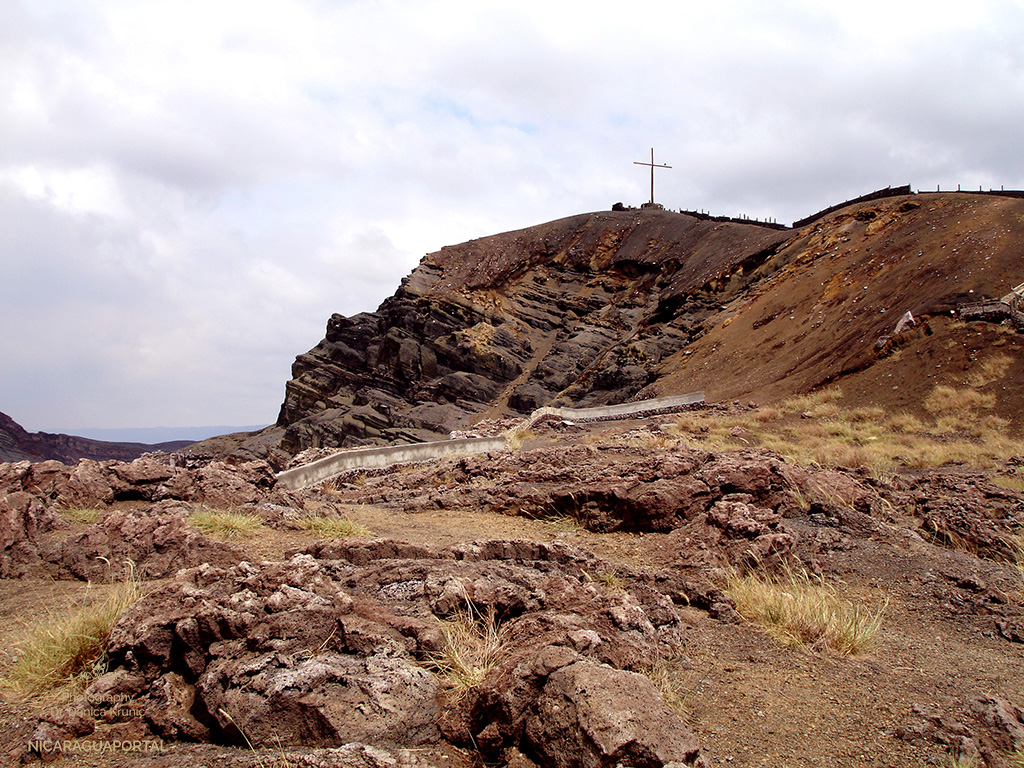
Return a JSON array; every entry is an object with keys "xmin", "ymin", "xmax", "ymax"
[
  {"xmin": 275, "ymin": 209, "xmax": 789, "ymax": 454},
  {"xmin": 267, "ymin": 192, "xmax": 1024, "ymax": 461}
]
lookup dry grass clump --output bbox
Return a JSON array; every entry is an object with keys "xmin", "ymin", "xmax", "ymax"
[
  {"xmin": 59, "ymin": 508, "xmax": 102, "ymax": 525},
  {"xmin": 1010, "ymin": 531, "xmax": 1024, "ymax": 587},
  {"xmin": 643, "ymin": 656, "xmax": 708, "ymax": 719},
  {"xmin": 726, "ymin": 566, "xmax": 885, "ymax": 656},
  {"xmin": 584, "ymin": 569, "xmax": 625, "ymax": 594},
  {"xmin": 780, "ymin": 387, "xmax": 844, "ymax": 418},
  {"xmin": 669, "ymin": 385, "xmax": 1024, "ymax": 472},
  {"xmin": 537, "ymin": 510, "xmax": 582, "ymax": 532},
  {"xmin": 967, "ymin": 352, "xmax": 1013, "ymax": 387},
  {"xmin": 298, "ymin": 515, "xmax": 373, "ymax": 538},
  {"xmin": 924, "ymin": 385, "xmax": 996, "ymax": 432},
  {"xmin": 637, "ymin": 432, "xmax": 681, "ymax": 451},
  {"xmin": 504, "ymin": 427, "xmax": 537, "ymax": 450},
  {"xmin": 885, "ymin": 412, "xmax": 926, "ymax": 434},
  {"xmin": 189, "ymin": 508, "xmax": 262, "ymax": 538},
  {"xmin": 5, "ymin": 564, "xmax": 143, "ymax": 699},
  {"xmin": 426, "ymin": 602, "xmax": 511, "ymax": 699},
  {"xmin": 993, "ymin": 475, "xmax": 1024, "ymax": 493}
]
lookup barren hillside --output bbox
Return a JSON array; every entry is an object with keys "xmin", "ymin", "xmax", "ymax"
[
  {"xmin": 0, "ymin": 412, "xmax": 193, "ymax": 464},
  {"xmin": 648, "ymin": 193, "xmax": 1024, "ymax": 424},
  {"xmin": 229, "ymin": 191, "xmax": 1024, "ymax": 467}
]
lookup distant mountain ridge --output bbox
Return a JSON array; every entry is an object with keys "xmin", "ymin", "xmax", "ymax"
[
  {"xmin": 0, "ymin": 412, "xmax": 195, "ymax": 464},
  {"xmin": 73, "ymin": 425, "xmax": 267, "ymax": 444}
]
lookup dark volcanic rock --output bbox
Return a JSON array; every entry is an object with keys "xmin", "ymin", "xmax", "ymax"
[
  {"xmin": 54, "ymin": 503, "xmax": 244, "ymax": 580},
  {"xmin": 525, "ymin": 660, "xmax": 704, "ymax": 768},
  {"xmin": 271, "ymin": 210, "xmax": 789, "ymax": 457},
  {"xmin": 0, "ymin": 491, "xmax": 66, "ymax": 577},
  {"xmin": 0, "ymin": 454, "xmax": 296, "ymax": 579},
  {"xmin": 325, "ymin": 443, "xmax": 800, "ymax": 559},
  {"xmin": 897, "ymin": 696, "xmax": 1024, "ymax": 765},
  {"xmin": 907, "ymin": 471, "xmax": 1024, "ymax": 560},
  {"xmin": 0, "ymin": 454, "xmax": 281, "ymax": 511},
  {"xmin": 199, "ymin": 651, "xmax": 440, "ymax": 749}
]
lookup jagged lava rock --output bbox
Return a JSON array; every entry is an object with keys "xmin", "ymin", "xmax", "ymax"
[
  {"xmin": 94, "ymin": 541, "xmax": 707, "ymax": 762},
  {"xmin": 0, "ymin": 491, "xmax": 66, "ymax": 577},
  {"xmin": 55, "ymin": 503, "xmax": 244, "ymax": 580}
]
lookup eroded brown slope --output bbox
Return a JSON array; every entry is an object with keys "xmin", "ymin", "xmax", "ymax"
[{"xmin": 648, "ymin": 193, "xmax": 1024, "ymax": 425}]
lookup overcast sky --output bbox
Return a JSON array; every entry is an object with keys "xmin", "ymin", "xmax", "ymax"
[{"xmin": 3, "ymin": 0, "xmax": 1024, "ymax": 434}]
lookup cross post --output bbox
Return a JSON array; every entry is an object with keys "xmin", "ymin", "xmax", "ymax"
[{"xmin": 633, "ymin": 148, "xmax": 671, "ymax": 205}]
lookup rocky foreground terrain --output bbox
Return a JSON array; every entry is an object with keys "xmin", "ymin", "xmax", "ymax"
[{"xmin": 1, "ymin": 406, "xmax": 1023, "ymax": 767}]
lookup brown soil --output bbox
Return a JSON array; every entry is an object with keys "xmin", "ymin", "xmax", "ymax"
[{"xmin": 651, "ymin": 194, "xmax": 1024, "ymax": 431}]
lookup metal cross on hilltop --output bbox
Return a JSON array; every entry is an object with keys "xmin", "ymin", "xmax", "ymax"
[{"xmin": 634, "ymin": 148, "xmax": 671, "ymax": 206}]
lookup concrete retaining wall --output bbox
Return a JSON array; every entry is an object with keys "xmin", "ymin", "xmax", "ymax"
[
  {"xmin": 528, "ymin": 392, "xmax": 705, "ymax": 426},
  {"xmin": 276, "ymin": 436, "xmax": 506, "ymax": 491},
  {"xmin": 276, "ymin": 391, "xmax": 706, "ymax": 491}
]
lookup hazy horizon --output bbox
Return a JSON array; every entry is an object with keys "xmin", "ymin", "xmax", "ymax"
[{"xmin": 57, "ymin": 424, "xmax": 269, "ymax": 444}]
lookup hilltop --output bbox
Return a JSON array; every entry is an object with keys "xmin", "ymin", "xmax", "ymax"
[{"xmin": 209, "ymin": 190, "xmax": 1024, "ymax": 466}]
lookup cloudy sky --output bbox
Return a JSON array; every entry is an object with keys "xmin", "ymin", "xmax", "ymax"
[{"xmin": 3, "ymin": 0, "xmax": 1023, "ymax": 436}]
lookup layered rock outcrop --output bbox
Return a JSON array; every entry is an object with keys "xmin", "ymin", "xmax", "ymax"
[{"xmin": 274, "ymin": 210, "xmax": 788, "ymax": 455}]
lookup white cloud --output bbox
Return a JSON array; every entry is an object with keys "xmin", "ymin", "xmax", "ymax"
[{"xmin": 2, "ymin": 0, "xmax": 1024, "ymax": 431}]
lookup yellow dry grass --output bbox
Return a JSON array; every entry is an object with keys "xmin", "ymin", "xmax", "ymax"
[
  {"xmin": 189, "ymin": 508, "xmax": 262, "ymax": 538},
  {"xmin": 643, "ymin": 656, "xmax": 707, "ymax": 719},
  {"xmin": 967, "ymin": 352, "xmax": 1013, "ymax": 387},
  {"xmin": 1010, "ymin": 531, "xmax": 1024, "ymax": 588},
  {"xmin": 668, "ymin": 385, "xmax": 1024, "ymax": 472},
  {"xmin": 425, "ymin": 602, "xmax": 511, "ymax": 700},
  {"xmin": 59, "ymin": 508, "xmax": 102, "ymax": 525},
  {"xmin": 4, "ymin": 563, "xmax": 143, "ymax": 699},
  {"xmin": 726, "ymin": 566, "xmax": 885, "ymax": 656}
]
